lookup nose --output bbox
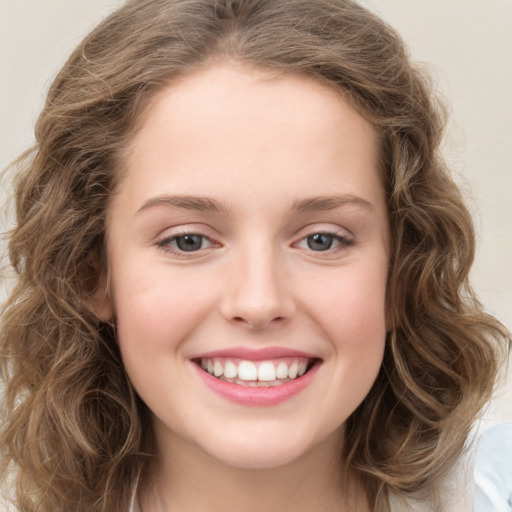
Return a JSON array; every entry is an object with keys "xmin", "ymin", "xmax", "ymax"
[{"xmin": 219, "ymin": 245, "xmax": 296, "ymax": 330}]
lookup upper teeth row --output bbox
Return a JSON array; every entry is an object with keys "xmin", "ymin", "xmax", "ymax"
[{"xmin": 200, "ymin": 358, "xmax": 309, "ymax": 381}]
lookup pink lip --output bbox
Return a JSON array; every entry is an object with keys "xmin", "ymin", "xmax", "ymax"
[
  {"xmin": 191, "ymin": 346, "xmax": 319, "ymax": 361},
  {"xmin": 191, "ymin": 358, "xmax": 321, "ymax": 406}
]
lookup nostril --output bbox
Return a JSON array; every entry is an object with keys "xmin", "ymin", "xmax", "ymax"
[{"xmin": 232, "ymin": 315, "xmax": 286, "ymax": 329}]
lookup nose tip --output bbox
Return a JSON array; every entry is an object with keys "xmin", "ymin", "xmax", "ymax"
[
  {"xmin": 223, "ymin": 285, "xmax": 295, "ymax": 330},
  {"xmin": 220, "ymin": 252, "xmax": 295, "ymax": 330}
]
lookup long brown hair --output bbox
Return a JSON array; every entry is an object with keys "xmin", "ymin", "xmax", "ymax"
[{"xmin": 1, "ymin": 1, "xmax": 510, "ymax": 511}]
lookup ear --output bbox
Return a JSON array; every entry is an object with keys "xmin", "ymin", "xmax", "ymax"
[
  {"xmin": 90, "ymin": 273, "xmax": 114, "ymax": 322},
  {"xmin": 83, "ymin": 247, "xmax": 114, "ymax": 322}
]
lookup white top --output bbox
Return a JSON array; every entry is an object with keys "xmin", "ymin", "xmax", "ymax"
[{"xmin": 473, "ymin": 423, "xmax": 512, "ymax": 512}]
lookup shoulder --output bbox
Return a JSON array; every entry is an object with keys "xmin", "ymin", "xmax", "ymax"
[{"xmin": 473, "ymin": 423, "xmax": 512, "ymax": 512}]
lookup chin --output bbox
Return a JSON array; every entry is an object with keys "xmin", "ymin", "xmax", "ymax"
[
  {"xmin": 213, "ymin": 448, "xmax": 304, "ymax": 470},
  {"xmin": 201, "ymin": 431, "xmax": 319, "ymax": 470}
]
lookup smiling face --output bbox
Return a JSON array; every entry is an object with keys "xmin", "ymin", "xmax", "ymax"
[{"xmin": 103, "ymin": 63, "xmax": 390, "ymax": 470}]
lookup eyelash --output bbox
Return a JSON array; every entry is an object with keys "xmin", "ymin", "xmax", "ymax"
[
  {"xmin": 155, "ymin": 230, "xmax": 354, "ymax": 257},
  {"xmin": 295, "ymin": 231, "xmax": 355, "ymax": 253},
  {"xmin": 156, "ymin": 232, "xmax": 217, "ymax": 257}
]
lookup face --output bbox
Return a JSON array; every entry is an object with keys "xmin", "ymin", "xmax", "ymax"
[{"xmin": 103, "ymin": 63, "xmax": 389, "ymax": 470}]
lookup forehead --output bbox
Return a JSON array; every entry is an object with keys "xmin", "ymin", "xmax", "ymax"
[
  {"xmin": 114, "ymin": 62, "xmax": 383, "ymax": 216},
  {"xmin": 134, "ymin": 63, "xmax": 375, "ymax": 148}
]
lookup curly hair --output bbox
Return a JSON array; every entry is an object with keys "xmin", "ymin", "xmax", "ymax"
[{"xmin": 1, "ymin": 1, "xmax": 509, "ymax": 511}]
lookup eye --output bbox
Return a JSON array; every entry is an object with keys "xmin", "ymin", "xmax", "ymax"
[
  {"xmin": 306, "ymin": 233, "xmax": 335, "ymax": 251},
  {"xmin": 157, "ymin": 233, "xmax": 215, "ymax": 254},
  {"xmin": 295, "ymin": 231, "xmax": 354, "ymax": 253},
  {"xmin": 174, "ymin": 234, "xmax": 205, "ymax": 252}
]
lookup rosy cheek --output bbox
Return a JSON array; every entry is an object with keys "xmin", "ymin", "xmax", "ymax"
[
  {"xmin": 304, "ymin": 269, "xmax": 387, "ymax": 344},
  {"xmin": 113, "ymin": 269, "xmax": 213, "ymax": 346}
]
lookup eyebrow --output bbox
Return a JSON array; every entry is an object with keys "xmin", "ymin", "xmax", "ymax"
[
  {"xmin": 136, "ymin": 193, "xmax": 373, "ymax": 216},
  {"xmin": 136, "ymin": 195, "xmax": 230, "ymax": 215},
  {"xmin": 289, "ymin": 194, "xmax": 373, "ymax": 213}
]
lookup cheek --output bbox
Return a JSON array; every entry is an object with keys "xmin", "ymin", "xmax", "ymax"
[
  {"xmin": 293, "ymin": 262, "xmax": 387, "ymax": 434},
  {"xmin": 312, "ymin": 259, "xmax": 387, "ymax": 319},
  {"xmin": 110, "ymin": 268, "xmax": 218, "ymax": 409},
  {"xmin": 111, "ymin": 265, "xmax": 216, "ymax": 369},
  {"xmin": 302, "ymin": 261, "xmax": 388, "ymax": 362}
]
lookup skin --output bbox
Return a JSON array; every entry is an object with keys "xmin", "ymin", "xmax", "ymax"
[{"xmin": 100, "ymin": 62, "xmax": 390, "ymax": 511}]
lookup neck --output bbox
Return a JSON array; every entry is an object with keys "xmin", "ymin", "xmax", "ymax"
[{"xmin": 139, "ymin": 426, "xmax": 370, "ymax": 512}]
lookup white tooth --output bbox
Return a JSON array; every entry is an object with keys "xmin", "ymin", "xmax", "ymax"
[
  {"xmin": 224, "ymin": 361, "xmax": 238, "ymax": 379},
  {"xmin": 258, "ymin": 361, "xmax": 276, "ymax": 381},
  {"xmin": 276, "ymin": 361, "xmax": 288, "ymax": 379},
  {"xmin": 213, "ymin": 360, "xmax": 224, "ymax": 377},
  {"xmin": 207, "ymin": 359, "xmax": 214, "ymax": 375},
  {"xmin": 288, "ymin": 361, "xmax": 299, "ymax": 379},
  {"xmin": 298, "ymin": 361, "xmax": 307, "ymax": 376},
  {"xmin": 200, "ymin": 358, "xmax": 207, "ymax": 370},
  {"xmin": 238, "ymin": 361, "xmax": 258, "ymax": 381}
]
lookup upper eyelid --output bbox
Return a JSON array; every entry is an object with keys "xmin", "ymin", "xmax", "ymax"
[
  {"xmin": 293, "ymin": 223, "xmax": 353, "ymax": 239},
  {"xmin": 154, "ymin": 223, "xmax": 217, "ymax": 240}
]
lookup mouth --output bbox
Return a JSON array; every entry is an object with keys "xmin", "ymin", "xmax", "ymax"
[{"xmin": 192, "ymin": 356, "xmax": 319, "ymax": 388}]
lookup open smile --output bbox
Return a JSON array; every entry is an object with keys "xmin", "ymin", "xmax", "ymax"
[
  {"xmin": 194, "ymin": 356, "xmax": 315, "ymax": 387},
  {"xmin": 191, "ymin": 348, "xmax": 322, "ymax": 405}
]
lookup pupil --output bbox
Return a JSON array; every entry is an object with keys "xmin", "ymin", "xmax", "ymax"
[
  {"xmin": 176, "ymin": 235, "xmax": 203, "ymax": 251},
  {"xmin": 307, "ymin": 233, "xmax": 333, "ymax": 251}
]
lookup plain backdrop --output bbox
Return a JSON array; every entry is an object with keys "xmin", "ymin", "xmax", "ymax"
[{"xmin": 1, "ymin": 0, "xmax": 511, "ymax": 426}]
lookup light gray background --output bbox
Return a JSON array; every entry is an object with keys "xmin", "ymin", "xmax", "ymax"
[{"xmin": 1, "ymin": 1, "xmax": 511, "ymax": 426}]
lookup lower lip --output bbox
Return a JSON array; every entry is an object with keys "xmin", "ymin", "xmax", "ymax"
[{"xmin": 193, "ymin": 362, "xmax": 320, "ymax": 406}]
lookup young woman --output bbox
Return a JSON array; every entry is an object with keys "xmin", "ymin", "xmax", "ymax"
[{"xmin": 1, "ymin": 1, "xmax": 509, "ymax": 511}]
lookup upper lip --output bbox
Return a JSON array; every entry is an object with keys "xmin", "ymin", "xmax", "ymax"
[{"xmin": 191, "ymin": 346, "xmax": 320, "ymax": 361}]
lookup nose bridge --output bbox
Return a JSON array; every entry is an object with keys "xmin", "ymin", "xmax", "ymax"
[{"xmin": 221, "ymin": 237, "xmax": 294, "ymax": 329}]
